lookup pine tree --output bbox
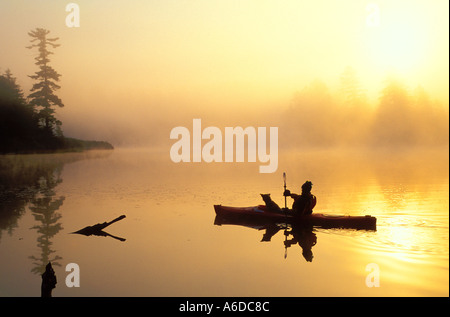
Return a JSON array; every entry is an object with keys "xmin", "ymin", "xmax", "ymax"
[
  {"xmin": 0, "ymin": 69, "xmax": 41, "ymax": 152},
  {"xmin": 27, "ymin": 28, "xmax": 64, "ymax": 135},
  {"xmin": 0, "ymin": 69, "xmax": 26, "ymax": 105},
  {"xmin": 339, "ymin": 66, "xmax": 366, "ymax": 107}
]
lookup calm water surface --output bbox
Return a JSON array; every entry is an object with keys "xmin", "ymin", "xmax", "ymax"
[{"xmin": 0, "ymin": 148, "xmax": 448, "ymax": 296}]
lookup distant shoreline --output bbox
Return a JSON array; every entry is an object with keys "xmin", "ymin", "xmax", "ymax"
[
  {"xmin": 0, "ymin": 137, "xmax": 114, "ymax": 155},
  {"xmin": 63, "ymin": 137, "xmax": 114, "ymax": 152}
]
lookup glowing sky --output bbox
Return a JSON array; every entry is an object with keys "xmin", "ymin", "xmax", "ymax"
[{"xmin": 0, "ymin": 0, "xmax": 448, "ymax": 143}]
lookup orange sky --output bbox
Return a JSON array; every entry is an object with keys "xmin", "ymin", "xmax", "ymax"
[{"xmin": 0, "ymin": 0, "xmax": 448, "ymax": 142}]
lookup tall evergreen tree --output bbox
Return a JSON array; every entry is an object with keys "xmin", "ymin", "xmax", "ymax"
[{"xmin": 26, "ymin": 28, "xmax": 64, "ymax": 135}]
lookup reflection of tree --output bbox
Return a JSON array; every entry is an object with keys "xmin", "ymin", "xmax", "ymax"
[
  {"xmin": 28, "ymin": 172, "xmax": 65, "ymax": 274},
  {"xmin": 0, "ymin": 154, "xmax": 65, "ymax": 275},
  {"xmin": 0, "ymin": 156, "xmax": 46, "ymax": 241},
  {"xmin": 0, "ymin": 190, "xmax": 31, "ymax": 241},
  {"xmin": 0, "ymin": 152, "xmax": 111, "ymax": 278}
]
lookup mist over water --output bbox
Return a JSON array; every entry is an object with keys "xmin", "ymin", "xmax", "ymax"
[{"xmin": 59, "ymin": 70, "xmax": 449, "ymax": 153}]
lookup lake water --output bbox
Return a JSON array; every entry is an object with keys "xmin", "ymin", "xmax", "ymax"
[{"xmin": 0, "ymin": 147, "xmax": 448, "ymax": 297}]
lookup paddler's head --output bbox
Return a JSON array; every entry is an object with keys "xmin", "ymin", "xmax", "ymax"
[{"xmin": 301, "ymin": 181, "xmax": 313, "ymax": 194}]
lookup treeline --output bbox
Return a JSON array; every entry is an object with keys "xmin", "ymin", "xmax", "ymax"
[
  {"xmin": 1, "ymin": 28, "xmax": 112, "ymax": 154},
  {"xmin": 0, "ymin": 70, "xmax": 113, "ymax": 154},
  {"xmin": 282, "ymin": 68, "xmax": 449, "ymax": 149}
]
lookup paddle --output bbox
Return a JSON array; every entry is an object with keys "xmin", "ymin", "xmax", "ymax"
[
  {"xmin": 283, "ymin": 172, "xmax": 287, "ymax": 209},
  {"xmin": 284, "ymin": 230, "xmax": 288, "ymax": 259},
  {"xmin": 283, "ymin": 172, "xmax": 288, "ymax": 258}
]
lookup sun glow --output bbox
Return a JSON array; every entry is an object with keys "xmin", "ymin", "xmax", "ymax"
[
  {"xmin": 365, "ymin": 3, "xmax": 430, "ymax": 73},
  {"xmin": 378, "ymin": 26, "xmax": 425, "ymax": 71}
]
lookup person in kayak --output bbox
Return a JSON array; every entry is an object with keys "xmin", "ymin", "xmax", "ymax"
[{"xmin": 283, "ymin": 181, "xmax": 316, "ymax": 216}]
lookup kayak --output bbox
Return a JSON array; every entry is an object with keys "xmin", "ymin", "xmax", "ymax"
[{"xmin": 214, "ymin": 204, "xmax": 377, "ymax": 231}]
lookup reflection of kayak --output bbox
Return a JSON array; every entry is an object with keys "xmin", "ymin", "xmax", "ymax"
[{"xmin": 214, "ymin": 205, "xmax": 377, "ymax": 231}]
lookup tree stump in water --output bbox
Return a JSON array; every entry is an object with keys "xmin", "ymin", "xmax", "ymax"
[{"xmin": 41, "ymin": 262, "xmax": 57, "ymax": 297}]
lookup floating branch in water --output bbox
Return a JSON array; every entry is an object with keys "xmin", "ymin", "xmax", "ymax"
[{"xmin": 72, "ymin": 215, "xmax": 126, "ymax": 242}]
